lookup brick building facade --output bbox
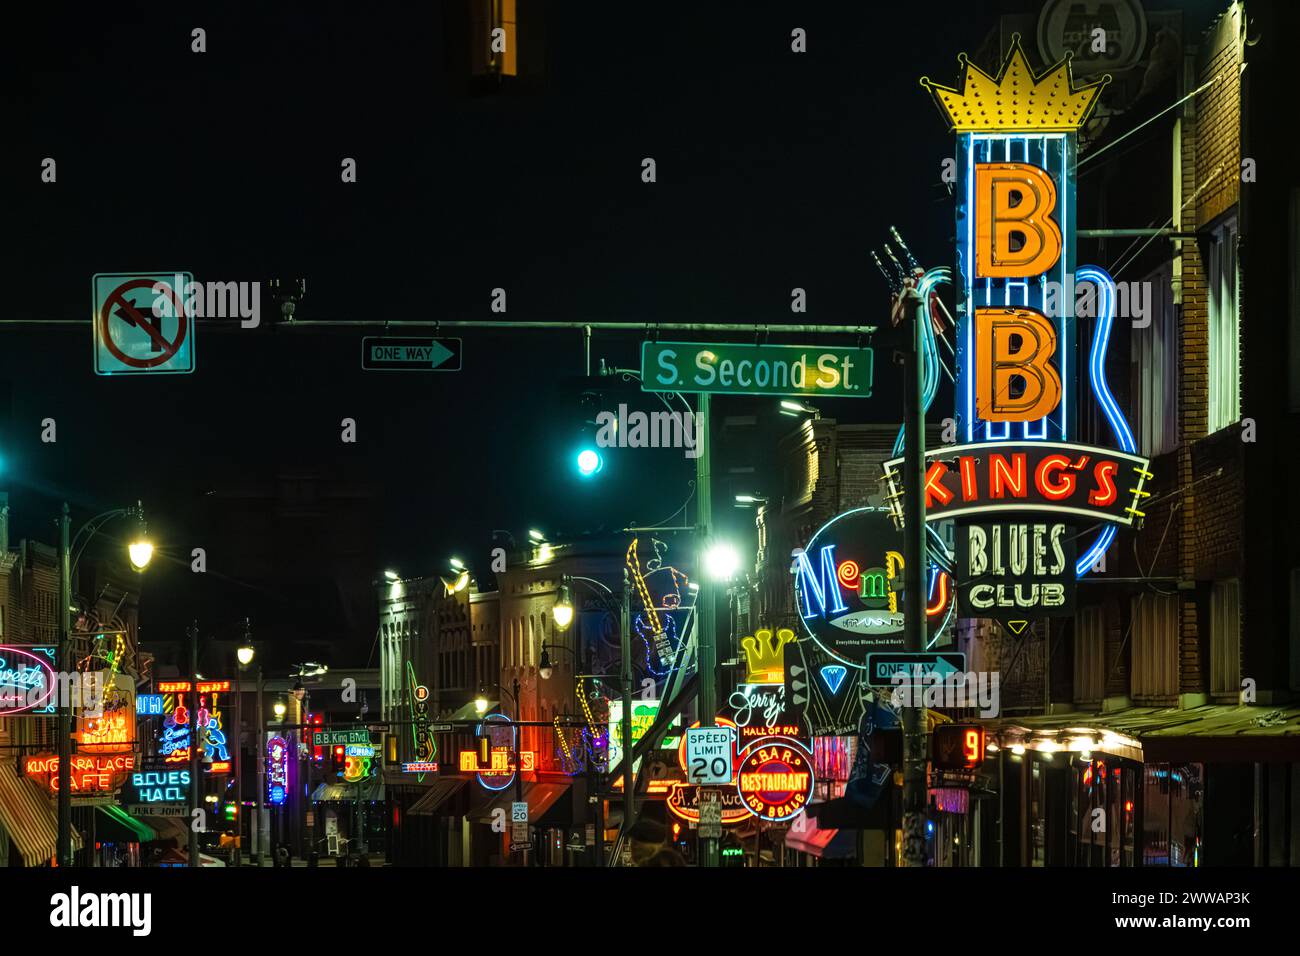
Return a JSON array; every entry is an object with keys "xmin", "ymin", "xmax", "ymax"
[{"xmin": 749, "ymin": 0, "xmax": 1300, "ymax": 867}]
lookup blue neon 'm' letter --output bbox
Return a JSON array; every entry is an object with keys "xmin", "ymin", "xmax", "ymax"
[{"xmin": 797, "ymin": 545, "xmax": 848, "ymax": 619}]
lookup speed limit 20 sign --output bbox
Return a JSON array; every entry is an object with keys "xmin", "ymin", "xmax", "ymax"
[{"xmin": 685, "ymin": 726, "xmax": 734, "ymax": 785}]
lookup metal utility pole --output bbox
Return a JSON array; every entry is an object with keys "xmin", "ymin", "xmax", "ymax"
[
  {"xmin": 302, "ymin": 687, "xmax": 312, "ymax": 859},
  {"xmin": 254, "ymin": 666, "xmax": 265, "ymax": 865},
  {"xmin": 695, "ymin": 392, "xmax": 719, "ymax": 869},
  {"xmin": 900, "ymin": 286, "xmax": 930, "ymax": 868},
  {"xmin": 513, "ymin": 677, "xmax": 523, "ymax": 805},
  {"xmin": 234, "ymin": 665, "xmax": 243, "ymax": 867},
  {"xmin": 513, "ymin": 675, "xmax": 523, "ymax": 864},
  {"xmin": 619, "ymin": 570, "xmax": 633, "ymax": 861},
  {"xmin": 188, "ymin": 621, "xmax": 201, "ymax": 868},
  {"xmin": 56, "ymin": 503, "xmax": 72, "ymax": 867}
]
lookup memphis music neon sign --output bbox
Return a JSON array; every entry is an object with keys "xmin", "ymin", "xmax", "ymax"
[
  {"xmin": 915, "ymin": 36, "xmax": 1151, "ymax": 576},
  {"xmin": 795, "ymin": 507, "xmax": 953, "ymax": 664}
]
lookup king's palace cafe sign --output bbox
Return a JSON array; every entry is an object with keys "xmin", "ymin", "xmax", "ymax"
[{"xmin": 883, "ymin": 36, "xmax": 1152, "ymax": 624}]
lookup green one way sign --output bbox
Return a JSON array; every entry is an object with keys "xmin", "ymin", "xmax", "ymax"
[
  {"xmin": 641, "ymin": 341, "xmax": 871, "ymax": 398},
  {"xmin": 362, "ymin": 337, "xmax": 462, "ymax": 371}
]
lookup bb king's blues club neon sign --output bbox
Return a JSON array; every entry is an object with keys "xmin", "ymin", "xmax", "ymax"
[{"xmin": 881, "ymin": 36, "xmax": 1152, "ymax": 591}]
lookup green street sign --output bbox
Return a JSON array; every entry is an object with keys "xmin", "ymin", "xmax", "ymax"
[
  {"xmin": 641, "ymin": 341, "xmax": 872, "ymax": 398},
  {"xmin": 315, "ymin": 729, "xmax": 372, "ymax": 747}
]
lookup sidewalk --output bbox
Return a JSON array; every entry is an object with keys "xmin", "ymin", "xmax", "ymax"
[{"xmin": 236, "ymin": 853, "xmax": 386, "ymax": 867}]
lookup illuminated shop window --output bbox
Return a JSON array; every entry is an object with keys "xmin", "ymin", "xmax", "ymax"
[
  {"xmin": 1143, "ymin": 763, "xmax": 1203, "ymax": 867},
  {"xmin": 473, "ymin": 0, "xmax": 517, "ymax": 77},
  {"xmin": 1207, "ymin": 216, "xmax": 1240, "ymax": 433},
  {"xmin": 498, "ymin": 0, "xmax": 517, "ymax": 76}
]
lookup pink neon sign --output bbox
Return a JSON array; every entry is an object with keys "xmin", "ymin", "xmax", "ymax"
[{"xmin": 0, "ymin": 646, "xmax": 56, "ymax": 715}]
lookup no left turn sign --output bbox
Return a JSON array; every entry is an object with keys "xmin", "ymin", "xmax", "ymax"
[{"xmin": 92, "ymin": 272, "xmax": 196, "ymax": 375}]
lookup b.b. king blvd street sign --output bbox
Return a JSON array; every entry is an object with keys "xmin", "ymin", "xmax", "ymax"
[{"xmin": 642, "ymin": 342, "xmax": 872, "ymax": 398}]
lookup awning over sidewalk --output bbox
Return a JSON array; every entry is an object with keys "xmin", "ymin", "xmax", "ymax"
[
  {"xmin": 134, "ymin": 813, "xmax": 189, "ymax": 847},
  {"xmin": 448, "ymin": 699, "xmax": 497, "ymax": 721},
  {"xmin": 312, "ymin": 780, "xmax": 386, "ymax": 802},
  {"xmin": 781, "ymin": 817, "xmax": 857, "ymax": 860},
  {"xmin": 467, "ymin": 782, "xmax": 570, "ymax": 825},
  {"xmin": 96, "ymin": 805, "xmax": 156, "ymax": 843},
  {"xmin": 408, "ymin": 777, "xmax": 467, "ymax": 816},
  {"xmin": 989, "ymin": 704, "xmax": 1300, "ymax": 762},
  {"xmin": 0, "ymin": 763, "xmax": 82, "ymax": 866}
]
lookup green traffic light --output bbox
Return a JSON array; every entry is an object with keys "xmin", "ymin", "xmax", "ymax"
[{"xmin": 576, "ymin": 448, "xmax": 602, "ymax": 476}]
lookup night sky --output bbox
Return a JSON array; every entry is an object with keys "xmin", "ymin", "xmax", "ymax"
[{"xmin": 0, "ymin": 1, "xmax": 1217, "ymax": 665}]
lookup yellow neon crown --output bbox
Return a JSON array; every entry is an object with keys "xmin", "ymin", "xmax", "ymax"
[
  {"xmin": 740, "ymin": 627, "xmax": 796, "ymax": 684},
  {"xmin": 920, "ymin": 34, "xmax": 1109, "ymax": 133}
]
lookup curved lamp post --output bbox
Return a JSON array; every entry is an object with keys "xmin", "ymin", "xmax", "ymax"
[
  {"xmin": 57, "ymin": 500, "xmax": 152, "ymax": 867},
  {"xmin": 551, "ymin": 573, "xmax": 631, "ymax": 867},
  {"xmin": 235, "ymin": 639, "xmax": 255, "ymax": 867}
]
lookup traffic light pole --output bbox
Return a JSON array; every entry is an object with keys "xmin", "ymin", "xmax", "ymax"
[
  {"xmin": 695, "ymin": 392, "xmax": 719, "ymax": 869},
  {"xmin": 56, "ymin": 504, "xmax": 71, "ymax": 867},
  {"xmin": 620, "ymin": 570, "xmax": 633, "ymax": 863},
  {"xmin": 900, "ymin": 287, "xmax": 930, "ymax": 868},
  {"xmin": 254, "ymin": 666, "xmax": 265, "ymax": 865},
  {"xmin": 189, "ymin": 621, "xmax": 201, "ymax": 869}
]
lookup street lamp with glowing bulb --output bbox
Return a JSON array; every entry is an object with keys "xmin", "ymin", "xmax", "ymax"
[
  {"xmin": 704, "ymin": 542, "xmax": 742, "ymax": 581},
  {"xmin": 552, "ymin": 582, "xmax": 574, "ymax": 631}
]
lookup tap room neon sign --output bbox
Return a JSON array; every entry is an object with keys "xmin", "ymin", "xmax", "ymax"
[{"xmin": 914, "ymin": 35, "xmax": 1151, "ymax": 579}]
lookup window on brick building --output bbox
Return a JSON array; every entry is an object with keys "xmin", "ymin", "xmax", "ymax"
[
  {"xmin": 1133, "ymin": 263, "xmax": 1179, "ymax": 457},
  {"xmin": 1073, "ymin": 606, "xmax": 1106, "ymax": 703},
  {"xmin": 1210, "ymin": 580, "xmax": 1240, "ymax": 698},
  {"xmin": 1289, "ymin": 191, "xmax": 1300, "ymax": 411},
  {"xmin": 1207, "ymin": 215, "xmax": 1240, "ymax": 433},
  {"xmin": 1292, "ymin": 569, "xmax": 1300, "ymax": 693},
  {"xmin": 1130, "ymin": 592, "xmax": 1178, "ymax": 699}
]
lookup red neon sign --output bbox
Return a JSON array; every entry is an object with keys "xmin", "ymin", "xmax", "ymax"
[
  {"xmin": 458, "ymin": 750, "xmax": 535, "ymax": 772},
  {"xmin": 736, "ymin": 742, "xmax": 814, "ymax": 822},
  {"xmin": 24, "ymin": 753, "xmax": 135, "ymax": 793},
  {"xmin": 884, "ymin": 441, "xmax": 1150, "ymax": 527},
  {"xmin": 157, "ymin": 680, "xmax": 231, "ymax": 694},
  {"xmin": 78, "ymin": 706, "xmax": 134, "ymax": 755}
]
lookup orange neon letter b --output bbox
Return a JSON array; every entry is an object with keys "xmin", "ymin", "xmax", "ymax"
[
  {"xmin": 975, "ymin": 307, "xmax": 1062, "ymax": 421},
  {"xmin": 974, "ymin": 163, "xmax": 1063, "ymax": 278}
]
